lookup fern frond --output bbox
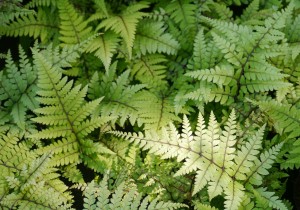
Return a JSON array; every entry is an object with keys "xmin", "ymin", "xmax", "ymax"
[
  {"xmin": 252, "ymin": 187, "xmax": 288, "ymax": 210},
  {"xmin": 86, "ymin": 31, "xmax": 120, "ymax": 71},
  {"xmin": 83, "ymin": 175, "xmax": 187, "ymax": 210},
  {"xmin": 134, "ymin": 19, "xmax": 180, "ymax": 56},
  {"xmin": 254, "ymin": 100, "xmax": 300, "ymax": 138},
  {"xmin": 0, "ymin": 46, "xmax": 38, "ymax": 130},
  {"xmin": 131, "ymin": 54, "xmax": 168, "ymax": 88},
  {"xmin": 165, "ymin": 0, "xmax": 196, "ymax": 29},
  {"xmin": 30, "ymin": 48, "xmax": 111, "ymax": 171},
  {"xmin": 25, "ymin": 0, "xmax": 57, "ymax": 8},
  {"xmin": 88, "ymin": 65, "xmax": 146, "ymax": 126},
  {"xmin": 212, "ymin": 2, "xmax": 233, "ymax": 20},
  {"xmin": 0, "ymin": 132, "xmax": 72, "ymax": 209},
  {"xmin": 134, "ymin": 90, "xmax": 181, "ymax": 130},
  {"xmin": 58, "ymin": 0, "xmax": 92, "ymax": 46},
  {"xmin": 187, "ymin": 29, "xmax": 222, "ymax": 70},
  {"xmin": 0, "ymin": 9, "xmax": 59, "ymax": 43},
  {"xmin": 113, "ymin": 110, "xmax": 282, "ymax": 210},
  {"xmin": 239, "ymin": 0, "xmax": 260, "ymax": 23},
  {"xmin": 0, "ymin": 0, "xmax": 35, "ymax": 26},
  {"xmin": 186, "ymin": 65, "xmax": 235, "ymax": 87},
  {"xmin": 98, "ymin": 2, "xmax": 149, "ymax": 58}
]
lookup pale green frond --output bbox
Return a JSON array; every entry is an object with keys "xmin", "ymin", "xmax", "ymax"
[
  {"xmin": 58, "ymin": 0, "xmax": 92, "ymax": 46},
  {"xmin": 131, "ymin": 54, "xmax": 168, "ymax": 88},
  {"xmin": 239, "ymin": 0, "xmax": 260, "ymax": 23},
  {"xmin": 113, "ymin": 110, "xmax": 277, "ymax": 209},
  {"xmin": 83, "ymin": 175, "xmax": 187, "ymax": 210},
  {"xmin": 98, "ymin": 2, "xmax": 149, "ymax": 58},
  {"xmin": 212, "ymin": 2, "xmax": 233, "ymax": 20},
  {"xmin": 88, "ymin": 67, "xmax": 146, "ymax": 126},
  {"xmin": 247, "ymin": 143, "xmax": 283, "ymax": 186},
  {"xmin": 194, "ymin": 202, "xmax": 219, "ymax": 210},
  {"xmin": 186, "ymin": 65, "xmax": 235, "ymax": 87},
  {"xmin": 254, "ymin": 100, "xmax": 300, "ymax": 138},
  {"xmin": 229, "ymin": 125, "xmax": 265, "ymax": 181},
  {"xmin": 86, "ymin": 31, "xmax": 120, "ymax": 71},
  {"xmin": 0, "ymin": 10, "xmax": 59, "ymax": 43},
  {"xmin": 253, "ymin": 187, "xmax": 288, "ymax": 210}
]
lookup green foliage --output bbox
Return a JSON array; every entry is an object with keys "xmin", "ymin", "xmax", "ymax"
[
  {"xmin": 0, "ymin": 0, "xmax": 299, "ymax": 209},
  {"xmin": 113, "ymin": 110, "xmax": 284, "ymax": 209},
  {"xmin": 0, "ymin": 132, "xmax": 72, "ymax": 209},
  {"xmin": 82, "ymin": 174, "xmax": 187, "ymax": 210},
  {"xmin": 0, "ymin": 46, "xmax": 38, "ymax": 130}
]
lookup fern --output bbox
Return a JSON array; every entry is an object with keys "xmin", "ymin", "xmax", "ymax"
[
  {"xmin": 113, "ymin": 110, "xmax": 283, "ymax": 210},
  {"xmin": 98, "ymin": 2, "xmax": 149, "ymax": 58},
  {"xmin": 165, "ymin": 0, "xmax": 197, "ymax": 30},
  {"xmin": 82, "ymin": 175, "xmax": 187, "ymax": 210},
  {"xmin": 134, "ymin": 19, "xmax": 180, "ymax": 56},
  {"xmin": 254, "ymin": 100, "xmax": 300, "ymax": 138},
  {"xmin": 131, "ymin": 54, "xmax": 168, "ymax": 88},
  {"xmin": 30, "ymin": 47, "xmax": 112, "ymax": 172},
  {"xmin": 0, "ymin": 132, "xmax": 72, "ymax": 209},
  {"xmin": 0, "ymin": 8, "xmax": 59, "ymax": 43},
  {"xmin": 86, "ymin": 31, "xmax": 120, "ymax": 71},
  {"xmin": 58, "ymin": 0, "xmax": 92, "ymax": 46},
  {"xmin": 0, "ymin": 46, "xmax": 38, "ymax": 130},
  {"xmin": 88, "ymin": 63, "xmax": 146, "ymax": 126}
]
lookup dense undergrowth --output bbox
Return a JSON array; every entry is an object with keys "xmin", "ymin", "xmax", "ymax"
[{"xmin": 0, "ymin": 0, "xmax": 300, "ymax": 209}]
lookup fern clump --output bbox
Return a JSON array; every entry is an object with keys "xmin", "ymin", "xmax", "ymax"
[{"xmin": 0, "ymin": 0, "xmax": 299, "ymax": 209}]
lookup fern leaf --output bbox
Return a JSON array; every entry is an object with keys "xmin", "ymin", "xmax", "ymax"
[
  {"xmin": 58, "ymin": 0, "xmax": 92, "ymax": 46},
  {"xmin": 131, "ymin": 54, "xmax": 168, "ymax": 88},
  {"xmin": 0, "ymin": 47, "xmax": 38, "ymax": 130},
  {"xmin": 254, "ymin": 100, "xmax": 300, "ymax": 138},
  {"xmin": 253, "ymin": 187, "xmax": 288, "ymax": 210},
  {"xmin": 83, "ymin": 175, "xmax": 187, "ymax": 210},
  {"xmin": 212, "ymin": 2, "xmax": 233, "ymax": 20},
  {"xmin": 187, "ymin": 29, "xmax": 222, "ymax": 70},
  {"xmin": 30, "ymin": 48, "xmax": 111, "ymax": 171},
  {"xmin": 134, "ymin": 20, "xmax": 180, "ymax": 56},
  {"xmin": 113, "ymin": 110, "xmax": 280, "ymax": 210},
  {"xmin": 247, "ymin": 143, "xmax": 283, "ymax": 186},
  {"xmin": 239, "ymin": 0, "xmax": 260, "ymax": 23},
  {"xmin": 98, "ymin": 2, "xmax": 149, "ymax": 58},
  {"xmin": 165, "ymin": 0, "xmax": 196, "ymax": 29},
  {"xmin": 0, "ymin": 132, "xmax": 72, "ymax": 209},
  {"xmin": 86, "ymin": 31, "xmax": 120, "ymax": 71},
  {"xmin": 88, "ymin": 65, "xmax": 146, "ymax": 126},
  {"xmin": 186, "ymin": 65, "xmax": 235, "ymax": 87},
  {"xmin": 0, "ymin": 10, "xmax": 59, "ymax": 43}
]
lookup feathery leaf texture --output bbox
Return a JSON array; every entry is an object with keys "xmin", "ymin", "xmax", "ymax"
[
  {"xmin": 0, "ymin": 46, "xmax": 38, "ymax": 130},
  {"xmin": 82, "ymin": 175, "xmax": 187, "ymax": 210},
  {"xmin": 58, "ymin": 0, "xmax": 92, "ymax": 46},
  {"xmin": 0, "ymin": 8, "xmax": 59, "ymax": 43},
  {"xmin": 134, "ymin": 20, "xmax": 180, "ymax": 56},
  {"xmin": 0, "ymin": 132, "xmax": 72, "ymax": 209},
  {"xmin": 98, "ymin": 2, "xmax": 149, "ymax": 58},
  {"xmin": 112, "ymin": 110, "xmax": 283, "ymax": 210},
  {"xmin": 30, "ymin": 47, "xmax": 111, "ymax": 171}
]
